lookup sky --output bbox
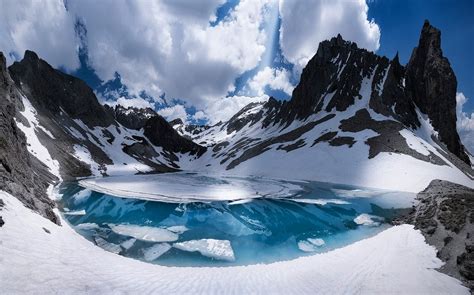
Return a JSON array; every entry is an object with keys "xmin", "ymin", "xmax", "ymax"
[{"xmin": 0, "ymin": 0, "xmax": 472, "ymax": 150}]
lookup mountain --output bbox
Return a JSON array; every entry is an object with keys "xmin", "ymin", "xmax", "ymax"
[
  {"xmin": 175, "ymin": 21, "xmax": 472, "ymax": 192},
  {"xmin": 0, "ymin": 21, "xmax": 473, "ymax": 223}
]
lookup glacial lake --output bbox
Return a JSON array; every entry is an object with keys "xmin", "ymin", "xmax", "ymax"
[{"xmin": 58, "ymin": 172, "xmax": 415, "ymax": 266}]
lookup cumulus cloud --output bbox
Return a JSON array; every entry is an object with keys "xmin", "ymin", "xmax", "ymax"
[
  {"xmin": 0, "ymin": 0, "xmax": 79, "ymax": 69},
  {"xmin": 65, "ymin": 0, "xmax": 270, "ymax": 110},
  {"xmin": 456, "ymin": 92, "xmax": 474, "ymax": 154},
  {"xmin": 203, "ymin": 95, "xmax": 269, "ymax": 124},
  {"xmin": 247, "ymin": 66, "xmax": 294, "ymax": 96},
  {"xmin": 279, "ymin": 0, "xmax": 380, "ymax": 72},
  {"xmin": 0, "ymin": 0, "xmax": 383, "ymax": 123},
  {"xmin": 157, "ymin": 105, "xmax": 189, "ymax": 123}
]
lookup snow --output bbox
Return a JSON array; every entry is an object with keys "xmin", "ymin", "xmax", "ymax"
[
  {"xmin": 14, "ymin": 94, "xmax": 61, "ymax": 178},
  {"xmin": 109, "ymin": 224, "xmax": 179, "ymax": 242},
  {"xmin": 354, "ymin": 214, "xmax": 383, "ymax": 226},
  {"xmin": 399, "ymin": 129, "xmax": 431, "ymax": 156},
  {"xmin": 79, "ymin": 173, "xmax": 304, "ymax": 203},
  {"xmin": 73, "ymin": 144, "xmax": 102, "ymax": 176},
  {"xmin": 298, "ymin": 238, "xmax": 325, "ymax": 252},
  {"xmin": 143, "ymin": 243, "xmax": 172, "ymax": 261},
  {"xmin": 173, "ymin": 239, "xmax": 236, "ymax": 262},
  {"xmin": 0, "ymin": 191, "xmax": 468, "ymax": 294}
]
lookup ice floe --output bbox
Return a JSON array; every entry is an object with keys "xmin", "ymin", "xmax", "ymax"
[
  {"xmin": 109, "ymin": 224, "xmax": 179, "ymax": 242},
  {"xmin": 120, "ymin": 238, "xmax": 137, "ymax": 250},
  {"xmin": 94, "ymin": 236, "xmax": 122, "ymax": 254},
  {"xmin": 79, "ymin": 172, "xmax": 304, "ymax": 203},
  {"xmin": 63, "ymin": 209, "xmax": 86, "ymax": 216},
  {"xmin": 173, "ymin": 239, "xmax": 235, "ymax": 262},
  {"xmin": 143, "ymin": 243, "xmax": 172, "ymax": 261},
  {"xmin": 75, "ymin": 223, "xmax": 99, "ymax": 231},
  {"xmin": 354, "ymin": 214, "xmax": 383, "ymax": 226},
  {"xmin": 166, "ymin": 226, "xmax": 189, "ymax": 234},
  {"xmin": 298, "ymin": 238, "xmax": 326, "ymax": 252}
]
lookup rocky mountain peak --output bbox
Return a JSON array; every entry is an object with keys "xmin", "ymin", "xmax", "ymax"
[
  {"xmin": 9, "ymin": 50, "xmax": 115, "ymax": 128},
  {"xmin": 406, "ymin": 20, "xmax": 469, "ymax": 164}
]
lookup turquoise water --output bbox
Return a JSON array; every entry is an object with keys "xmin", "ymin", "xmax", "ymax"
[{"xmin": 58, "ymin": 175, "xmax": 413, "ymax": 266}]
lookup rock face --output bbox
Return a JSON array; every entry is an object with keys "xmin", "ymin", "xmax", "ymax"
[
  {"xmin": 399, "ymin": 180, "xmax": 474, "ymax": 290},
  {"xmin": 406, "ymin": 21, "xmax": 470, "ymax": 164},
  {"xmin": 0, "ymin": 52, "xmax": 59, "ymax": 224},
  {"xmin": 9, "ymin": 50, "xmax": 115, "ymax": 128},
  {"xmin": 144, "ymin": 115, "xmax": 207, "ymax": 156},
  {"xmin": 105, "ymin": 104, "xmax": 157, "ymax": 130}
]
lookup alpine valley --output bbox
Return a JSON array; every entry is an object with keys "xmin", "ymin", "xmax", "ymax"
[{"xmin": 1, "ymin": 21, "xmax": 473, "ymax": 293}]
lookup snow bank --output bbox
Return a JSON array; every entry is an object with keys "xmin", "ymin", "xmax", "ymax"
[{"xmin": 0, "ymin": 191, "xmax": 468, "ymax": 294}]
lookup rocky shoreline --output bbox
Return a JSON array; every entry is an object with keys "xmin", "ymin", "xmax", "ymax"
[{"xmin": 396, "ymin": 180, "xmax": 474, "ymax": 290}]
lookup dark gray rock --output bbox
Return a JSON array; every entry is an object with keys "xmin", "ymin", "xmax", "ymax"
[
  {"xmin": 399, "ymin": 180, "xmax": 474, "ymax": 290},
  {"xmin": 406, "ymin": 20, "xmax": 470, "ymax": 165},
  {"xmin": 106, "ymin": 104, "xmax": 157, "ymax": 130},
  {"xmin": 0, "ymin": 52, "xmax": 59, "ymax": 224},
  {"xmin": 144, "ymin": 115, "xmax": 207, "ymax": 157},
  {"xmin": 9, "ymin": 50, "xmax": 115, "ymax": 128}
]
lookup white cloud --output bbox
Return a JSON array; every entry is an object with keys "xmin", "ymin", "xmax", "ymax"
[
  {"xmin": 203, "ymin": 95, "xmax": 269, "ymax": 124},
  {"xmin": 104, "ymin": 97, "xmax": 154, "ymax": 110},
  {"xmin": 0, "ymin": 0, "xmax": 79, "ymax": 69},
  {"xmin": 279, "ymin": 0, "xmax": 380, "ymax": 72},
  {"xmin": 157, "ymin": 105, "xmax": 189, "ymax": 123},
  {"xmin": 247, "ymin": 66, "xmax": 294, "ymax": 96},
  {"xmin": 65, "ymin": 0, "xmax": 271, "ymax": 111},
  {"xmin": 456, "ymin": 92, "xmax": 474, "ymax": 154},
  {"xmin": 0, "ymin": 0, "xmax": 383, "ymax": 123}
]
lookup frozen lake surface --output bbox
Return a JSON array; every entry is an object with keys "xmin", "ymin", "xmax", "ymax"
[{"xmin": 60, "ymin": 172, "xmax": 415, "ymax": 266}]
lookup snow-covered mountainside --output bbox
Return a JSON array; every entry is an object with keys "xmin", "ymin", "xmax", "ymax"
[
  {"xmin": 0, "ymin": 21, "xmax": 473, "ymax": 222},
  {"xmin": 175, "ymin": 21, "xmax": 473, "ymax": 192}
]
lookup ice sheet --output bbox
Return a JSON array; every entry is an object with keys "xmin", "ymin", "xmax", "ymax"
[{"xmin": 80, "ymin": 173, "xmax": 305, "ymax": 203}]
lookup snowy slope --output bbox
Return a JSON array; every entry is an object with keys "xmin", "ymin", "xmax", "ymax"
[{"xmin": 0, "ymin": 190, "xmax": 468, "ymax": 294}]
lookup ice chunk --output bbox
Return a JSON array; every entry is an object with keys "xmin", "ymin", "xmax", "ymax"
[
  {"xmin": 75, "ymin": 223, "xmax": 99, "ymax": 230},
  {"xmin": 109, "ymin": 224, "xmax": 179, "ymax": 242},
  {"xmin": 94, "ymin": 236, "xmax": 121, "ymax": 254},
  {"xmin": 120, "ymin": 238, "xmax": 136, "ymax": 250},
  {"xmin": 166, "ymin": 226, "xmax": 189, "ymax": 234},
  {"xmin": 354, "ymin": 214, "xmax": 383, "ymax": 226},
  {"xmin": 143, "ymin": 243, "xmax": 171, "ymax": 261},
  {"xmin": 173, "ymin": 239, "xmax": 235, "ymax": 262},
  {"xmin": 63, "ymin": 209, "xmax": 86, "ymax": 216},
  {"xmin": 72, "ymin": 189, "xmax": 92, "ymax": 204},
  {"xmin": 298, "ymin": 238, "xmax": 325, "ymax": 252}
]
